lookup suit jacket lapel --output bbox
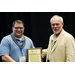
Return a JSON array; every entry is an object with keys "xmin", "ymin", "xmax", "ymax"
[{"xmin": 50, "ymin": 29, "xmax": 65, "ymax": 54}]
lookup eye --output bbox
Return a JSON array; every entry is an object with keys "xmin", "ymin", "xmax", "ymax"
[
  {"xmin": 52, "ymin": 24, "xmax": 55, "ymax": 26},
  {"xmin": 20, "ymin": 27, "xmax": 23, "ymax": 29},
  {"xmin": 56, "ymin": 23, "xmax": 59, "ymax": 25}
]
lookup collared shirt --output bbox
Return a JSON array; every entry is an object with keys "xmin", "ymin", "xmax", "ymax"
[
  {"xmin": 50, "ymin": 34, "xmax": 57, "ymax": 52},
  {"xmin": 0, "ymin": 33, "xmax": 34, "ymax": 62},
  {"xmin": 51, "ymin": 40, "xmax": 57, "ymax": 50}
]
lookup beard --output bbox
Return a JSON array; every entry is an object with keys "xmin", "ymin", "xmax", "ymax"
[{"xmin": 53, "ymin": 27, "xmax": 62, "ymax": 35}]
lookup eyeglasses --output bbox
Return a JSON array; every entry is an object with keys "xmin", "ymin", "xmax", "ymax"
[{"xmin": 13, "ymin": 27, "xmax": 24, "ymax": 29}]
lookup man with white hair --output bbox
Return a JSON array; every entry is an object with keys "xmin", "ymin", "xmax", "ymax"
[{"xmin": 42, "ymin": 15, "xmax": 75, "ymax": 62}]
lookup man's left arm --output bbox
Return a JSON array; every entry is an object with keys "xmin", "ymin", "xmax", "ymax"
[{"xmin": 66, "ymin": 36, "xmax": 75, "ymax": 62}]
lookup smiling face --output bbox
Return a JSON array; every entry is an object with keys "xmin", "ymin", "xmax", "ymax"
[
  {"xmin": 12, "ymin": 23, "xmax": 25, "ymax": 38},
  {"xmin": 51, "ymin": 16, "xmax": 64, "ymax": 35}
]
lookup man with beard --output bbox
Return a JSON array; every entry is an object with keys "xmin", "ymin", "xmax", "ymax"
[{"xmin": 42, "ymin": 15, "xmax": 75, "ymax": 62}]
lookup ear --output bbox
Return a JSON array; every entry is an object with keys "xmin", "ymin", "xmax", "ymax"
[
  {"xmin": 24, "ymin": 27, "xmax": 25, "ymax": 30},
  {"xmin": 62, "ymin": 22, "xmax": 64, "ymax": 27}
]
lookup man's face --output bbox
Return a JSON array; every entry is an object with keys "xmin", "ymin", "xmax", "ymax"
[
  {"xmin": 12, "ymin": 23, "xmax": 25, "ymax": 38},
  {"xmin": 51, "ymin": 17, "xmax": 63, "ymax": 35}
]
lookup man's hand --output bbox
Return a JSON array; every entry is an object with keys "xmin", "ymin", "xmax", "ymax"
[{"xmin": 41, "ymin": 53, "xmax": 44, "ymax": 58}]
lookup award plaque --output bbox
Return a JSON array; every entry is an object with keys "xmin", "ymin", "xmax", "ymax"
[{"xmin": 27, "ymin": 48, "xmax": 42, "ymax": 62}]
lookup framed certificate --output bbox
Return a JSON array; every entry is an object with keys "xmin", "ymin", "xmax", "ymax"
[{"xmin": 27, "ymin": 48, "xmax": 42, "ymax": 62}]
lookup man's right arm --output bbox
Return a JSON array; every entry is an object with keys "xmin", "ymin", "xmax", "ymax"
[{"xmin": 2, "ymin": 55, "xmax": 16, "ymax": 62}]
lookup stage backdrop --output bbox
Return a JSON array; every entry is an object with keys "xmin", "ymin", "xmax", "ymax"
[{"xmin": 0, "ymin": 12, "xmax": 75, "ymax": 62}]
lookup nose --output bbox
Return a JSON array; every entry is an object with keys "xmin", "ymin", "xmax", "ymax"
[
  {"xmin": 54, "ymin": 25, "xmax": 57, "ymax": 27},
  {"xmin": 53, "ymin": 24, "xmax": 57, "ymax": 27},
  {"xmin": 17, "ymin": 28, "xmax": 21, "ymax": 30}
]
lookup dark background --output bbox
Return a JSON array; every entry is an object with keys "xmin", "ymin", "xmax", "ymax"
[{"xmin": 0, "ymin": 12, "xmax": 75, "ymax": 62}]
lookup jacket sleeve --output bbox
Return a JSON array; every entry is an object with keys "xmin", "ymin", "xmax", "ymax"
[
  {"xmin": 42, "ymin": 36, "xmax": 51, "ymax": 57},
  {"xmin": 66, "ymin": 35, "xmax": 75, "ymax": 62}
]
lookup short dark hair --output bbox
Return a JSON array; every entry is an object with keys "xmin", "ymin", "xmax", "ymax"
[{"xmin": 12, "ymin": 20, "xmax": 24, "ymax": 27}]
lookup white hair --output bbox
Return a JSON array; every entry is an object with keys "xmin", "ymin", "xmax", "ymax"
[{"xmin": 50, "ymin": 15, "xmax": 63, "ymax": 23}]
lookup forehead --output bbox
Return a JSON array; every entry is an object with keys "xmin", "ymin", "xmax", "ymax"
[
  {"xmin": 51, "ymin": 17, "xmax": 61, "ymax": 24},
  {"xmin": 14, "ymin": 23, "xmax": 24, "ymax": 27}
]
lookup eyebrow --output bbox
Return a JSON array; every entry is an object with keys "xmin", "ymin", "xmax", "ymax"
[{"xmin": 52, "ymin": 23, "xmax": 60, "ymax": 25}]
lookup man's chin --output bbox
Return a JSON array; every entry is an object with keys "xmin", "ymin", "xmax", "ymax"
[
  {"xmin": 16, "ymin": 35, "xmax": 22, "ymax": 38},
  {"xmin": 54, "ymin": 31, "xmax": 59, "ymax": 35}
]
